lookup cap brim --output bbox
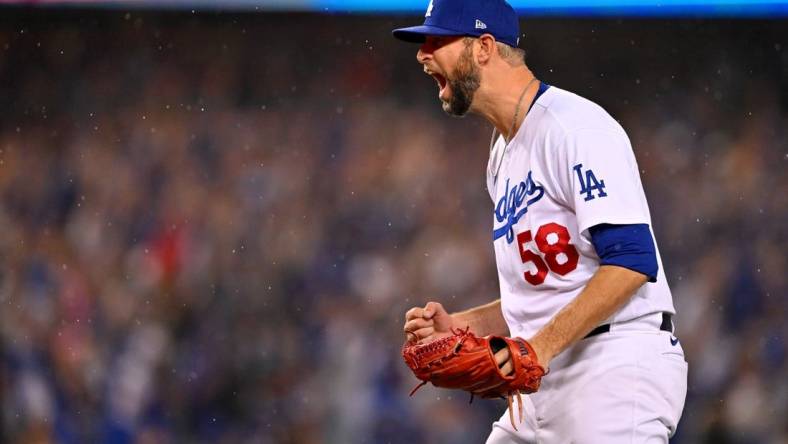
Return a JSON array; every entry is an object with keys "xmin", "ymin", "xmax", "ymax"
[{"xmin": 392, "ymin": 25, "xmax": 464, "ymax": 43}]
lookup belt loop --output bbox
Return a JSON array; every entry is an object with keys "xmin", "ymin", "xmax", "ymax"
[{"xmin": 660, "ymin": 313, "xmax": 673, "ymax": 333}]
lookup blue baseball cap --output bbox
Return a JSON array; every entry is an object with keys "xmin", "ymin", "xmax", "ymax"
[{"xmin": 392, "ymin": 0, "xmax": 520, "ymax": 48}]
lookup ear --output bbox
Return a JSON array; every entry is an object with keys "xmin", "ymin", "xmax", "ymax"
[{"xmin": 475, "ymin": 34, "xmax": 497, "ymax": 65}]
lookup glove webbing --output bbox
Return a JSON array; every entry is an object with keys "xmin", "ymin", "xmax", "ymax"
[{"xmin": 407, "ymin": 328, "xmax": 474, "ymax": 396}]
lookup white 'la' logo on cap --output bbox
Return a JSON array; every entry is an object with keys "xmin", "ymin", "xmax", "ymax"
[{"xmin": 425, "ymin": 0, "xmax": 434, "ymax": 17}]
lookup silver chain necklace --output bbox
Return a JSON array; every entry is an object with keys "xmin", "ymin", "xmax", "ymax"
[
  {"xmin": 508, "ymin": 76, "xmax": 539, "ymax": 143},
  {"xmin": 489, "ymin": 76, "xmax": 539, "ymax": 186}
]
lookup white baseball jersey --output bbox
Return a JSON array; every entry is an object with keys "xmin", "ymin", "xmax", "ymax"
[{"xmin": 486, "ymin": 85, "xmax": 675, "ymax": 339}]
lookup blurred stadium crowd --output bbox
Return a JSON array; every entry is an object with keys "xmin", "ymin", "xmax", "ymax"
[{"xmin": 0, "ymin": 11, "xmax": 786, "ymax": 444}]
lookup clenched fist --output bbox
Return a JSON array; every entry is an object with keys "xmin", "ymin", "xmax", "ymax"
[
  {"xmin": 403, "ymin": 301, "xmax": 517, "ymax": 377},
  {"xmin": 403, "ymin": 301, "xmax": 458, "ymax": 343}
]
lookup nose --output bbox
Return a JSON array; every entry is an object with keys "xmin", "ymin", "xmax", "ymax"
[{"xmin": 416, "ymin": 43, "xmax": 431, "ymax": 64}]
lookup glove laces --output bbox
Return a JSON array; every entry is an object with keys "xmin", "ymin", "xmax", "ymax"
[{"xmin": 506, "ymin": 390, "xmax": 524, "ymax": 431}]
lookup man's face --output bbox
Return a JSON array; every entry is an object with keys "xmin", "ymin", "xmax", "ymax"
[{"xmin": 417, "ymin": 36, "xmax": 481, "ymax": 116}]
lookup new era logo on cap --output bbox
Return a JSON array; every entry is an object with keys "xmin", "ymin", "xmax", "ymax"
[{"xmin": 392, "ymin": 0, "xmax": 520, "ymax": 48}]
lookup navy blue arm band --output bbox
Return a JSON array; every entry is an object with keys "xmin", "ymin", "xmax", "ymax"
[{"xmin": 588, "ymin": 223, "xmax": 658, "ymax": 282}]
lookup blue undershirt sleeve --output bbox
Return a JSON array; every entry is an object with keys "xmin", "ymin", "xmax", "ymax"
[{"xmin": 588, "ymin": 223, "xmax": 658, "ymax": 282}]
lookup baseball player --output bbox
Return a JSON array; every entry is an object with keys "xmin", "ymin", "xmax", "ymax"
[{"xmin": 394, "ymin": 0, "xmax": 688, "ymax": 442}]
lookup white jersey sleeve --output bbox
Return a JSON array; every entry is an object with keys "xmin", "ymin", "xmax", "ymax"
[{"xmin": 552, "ymin": 127, "xmax": 652, "ymax": 235}]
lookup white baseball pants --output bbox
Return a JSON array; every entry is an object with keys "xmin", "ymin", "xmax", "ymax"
[{"xmin": 486, "ymin": 313, "xmax": 688, "ymax": 444}]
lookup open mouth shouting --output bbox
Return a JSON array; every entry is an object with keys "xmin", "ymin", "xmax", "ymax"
[{"xmin": 425, "ymin": 68, "xmax": 449, "ymax": 101}]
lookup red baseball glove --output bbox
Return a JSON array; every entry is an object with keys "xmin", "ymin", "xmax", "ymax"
[{"xmin": 402, "ymin": 328, "xmax": 546, "ymax": 430}]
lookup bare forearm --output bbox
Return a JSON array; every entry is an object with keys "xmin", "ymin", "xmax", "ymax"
[
  {"xmin": 529, "ymin": 265, "xmax": 647, "ymax": 365},
  {"xmin": 452, "ymin": 299, "xmax": 510, "ymax": 336}
]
